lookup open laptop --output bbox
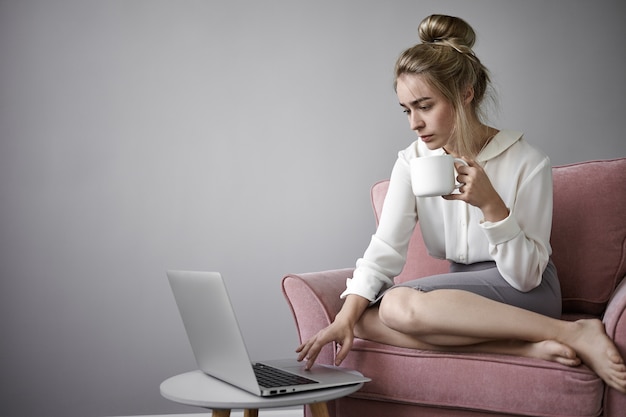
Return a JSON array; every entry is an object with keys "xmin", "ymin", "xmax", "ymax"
[{"xmin": 167, "ymin": 270, "xmax": 370, "ymax": 396}]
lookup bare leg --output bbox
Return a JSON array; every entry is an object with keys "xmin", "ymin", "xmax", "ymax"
[
  {"xmin": 355, "ymin": 307, "xmax": 581, "ymax": 366},
  {"xmin": 368, "ymin": 287, "xmax": 626, "ymax": 393},
  {"xmin": 464, "ymin": 340, "xmax": 581, "ymax": 367}
]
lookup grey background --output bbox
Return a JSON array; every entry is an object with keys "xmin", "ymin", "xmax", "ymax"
[{"xmin": 1, "ymin": 1, "xmax": 625, "ymax": 416}]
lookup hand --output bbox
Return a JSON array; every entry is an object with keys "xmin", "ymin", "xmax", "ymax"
[
  {"xmin": 296, "ymin": 318, "xmax": 355, "ymax": 370},
  {"xmin": 443, "ymin": 158, "xmax": 509, "ymax": 222}
]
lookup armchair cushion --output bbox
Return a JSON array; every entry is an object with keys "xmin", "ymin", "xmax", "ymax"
[{"xmin": 340, "ymin": 339, "xmax": 602, "ymax": 417}]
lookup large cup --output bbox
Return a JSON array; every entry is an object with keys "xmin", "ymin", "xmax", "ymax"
[{"xmin": 410, "ymin": 154, "xmax": 469, "ymax": 197}]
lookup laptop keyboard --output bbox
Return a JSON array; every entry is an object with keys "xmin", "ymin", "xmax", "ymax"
[{"xmin": 253, "ymin": 363, "xmax": 318, "ymax": 388}]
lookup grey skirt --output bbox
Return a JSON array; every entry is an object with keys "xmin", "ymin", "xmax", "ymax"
[{"xmin": 376, "ymin": 259, "xmax": 561, "ymax": 319}]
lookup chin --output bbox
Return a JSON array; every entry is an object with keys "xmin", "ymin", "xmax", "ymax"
[{"xmin": 424, "ymin": 142, "xmax": 445, "ymax": 151}]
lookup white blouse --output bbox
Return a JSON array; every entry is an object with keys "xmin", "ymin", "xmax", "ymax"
[{"xmin": 341, "ymin": 130, "xmax": 553, "ymax": 302}]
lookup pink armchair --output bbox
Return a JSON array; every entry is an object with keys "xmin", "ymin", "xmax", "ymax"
[{"xmin": 282, "ymin": 158, "xmax": 626, "ymax": 417}]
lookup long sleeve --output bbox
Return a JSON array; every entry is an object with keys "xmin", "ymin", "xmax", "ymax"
[
  {"xmin": 479, "ymin": 156, "xmax": 553, "ymax": 292},
  {"xmin": 340, "ymin": 154, "xmax": 418, "ymax": 301}
]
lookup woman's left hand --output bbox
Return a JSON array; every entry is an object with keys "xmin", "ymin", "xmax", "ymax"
[{"xmin": 443, "ymin": 158, "xmax": 509, "ymax": 222}]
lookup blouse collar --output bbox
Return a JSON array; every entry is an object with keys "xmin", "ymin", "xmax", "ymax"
[{"xmin": 476, "ymin": 130, "xmax": 523, "ymax": 163}]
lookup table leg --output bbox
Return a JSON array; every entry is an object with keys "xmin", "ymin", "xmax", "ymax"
[
  {"xmin": 309, "ymin": 402, "xmax": 330, "ymax": 417},
  {"xmin": 244, "ymin": 409, "xmax": 259, "ymax": 417},
  {"xmin": 212, "ymin": 410, "xmax": 231, "ymax": 417}
]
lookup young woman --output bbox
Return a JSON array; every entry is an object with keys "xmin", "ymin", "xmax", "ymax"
[{"xmin": 296, "ymin": 14, "xmax": 626, "ymax": 394}]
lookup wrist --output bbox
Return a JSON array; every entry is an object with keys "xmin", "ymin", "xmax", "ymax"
[
  {"xmin": 335, "ymin": 295, "xmax": 369, "ymax": 327},
  {"xmin": 481, "ymin": 199, "xmax": 509, "ymax": 223}
]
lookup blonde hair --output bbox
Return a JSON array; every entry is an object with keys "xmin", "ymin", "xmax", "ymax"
[{"xmin": 394, "ymin": 15, "xmax": 493, "ymax": 157}]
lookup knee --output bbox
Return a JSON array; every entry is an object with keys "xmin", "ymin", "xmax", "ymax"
[{"xmin": 379, "ymin": 287, "xmax": 427, "ymax": 333}]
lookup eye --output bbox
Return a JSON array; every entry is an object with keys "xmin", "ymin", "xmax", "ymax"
[
  {"xmin": 419, "ymin": 104, "xmax": 433, "ymax": 111},
  {"xmin": 402, "ymin": 108, "xmax": 411, "ymax": 115}
]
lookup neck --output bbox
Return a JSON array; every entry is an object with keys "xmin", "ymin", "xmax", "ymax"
[
  {"xmin": 444, "ymin": 124, "xmax": 497, "ymax": 158},
  {"xmin": 477, "ymin": 126, "xmax": 497, "ymax": 148}
]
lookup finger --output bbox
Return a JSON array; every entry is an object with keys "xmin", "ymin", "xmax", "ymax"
[
  {"xmin": 456, "ymin": 157, "xmax": 479, "ymax": 173},
  {"xmin": 442, "ymin": 193, "xmax": 462, "ymax": 201},
  {"xmin": 301, "ymin": 340, "xmax": 324, "ymax": 369},
  {"xmin": 334, "ymin": 338, "xmax": 354, "ymax": 366},
  {"xmin": 296, "ymin": 346, "xmax": 308, "ymax": 362},
  {"xmin": 296, "ymin": 339, "xmax": 314, "ymax": 361},
  {"xmin": 305, "ymin": 349, "xmax": 320, "ymax": 370}
]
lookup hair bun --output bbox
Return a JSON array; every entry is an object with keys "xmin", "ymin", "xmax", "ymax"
[{"xmin": 418, "ymin": 14, "xmax": 476, "ymax": 49}]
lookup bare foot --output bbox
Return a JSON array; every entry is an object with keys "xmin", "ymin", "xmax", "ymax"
[
  {"xmin": 522, "ymin": 340, "xmax": 581, "ymax": 367},
  {"xmin": 565, "ymin": 319, "xmax": 626, "ymax": 393}
]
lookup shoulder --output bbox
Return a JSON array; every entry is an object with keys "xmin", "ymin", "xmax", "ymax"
[
  {"xmin": 483, "ymin": 130, "xmax": 550, "ymax": 168},
  {"xmin": 483, "ymin": 130, "xmax": 552, "ymax": 182}
]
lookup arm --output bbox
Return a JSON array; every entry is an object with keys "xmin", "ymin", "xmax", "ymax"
[
  {"xmin": 296, "ymin": 149, "xmax": 419, "ymax": 368},
  {"xmin": 481, "ymin": 157, "xmax": 553, "ymax": 292},
  {"xmin": 445, "ymin": 151, "xmax": 553, "ymax": 292},
  {"xmin": 341, "ymin": 151, "xmax": 418, "ymax": 301}
]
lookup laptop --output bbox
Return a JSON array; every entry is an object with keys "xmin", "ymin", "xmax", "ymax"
[{"xmin": 167, "ymin": 270, "xmax": 370, "ymax": 396}]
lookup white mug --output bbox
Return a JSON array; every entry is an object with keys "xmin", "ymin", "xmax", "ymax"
[{"xmin": 410, "ymin": 154, "xmax": 469, "ymax": 197}]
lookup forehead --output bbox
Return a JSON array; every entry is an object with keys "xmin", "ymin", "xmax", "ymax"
[{"xmin": 396, "ymin": 74, "xmax": 442, "ymax": 104}]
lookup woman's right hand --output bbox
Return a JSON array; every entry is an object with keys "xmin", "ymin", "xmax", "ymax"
[
  {"xmin": 296, "ymin": 318, "xmax": 355, "ymax": 370},
  {"xmin": 296, "ymin": 294, "xmax": 371, "ymax": 370}
]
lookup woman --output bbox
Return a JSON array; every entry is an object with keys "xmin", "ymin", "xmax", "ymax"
[{"xmin": 296, "ymin": 14, "xmax": 626, "ymax": 393}]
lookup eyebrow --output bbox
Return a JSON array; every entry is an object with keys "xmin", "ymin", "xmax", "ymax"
[{"xmin": 399, "ymin": 97, "xmax": 432, "ymax": 107}]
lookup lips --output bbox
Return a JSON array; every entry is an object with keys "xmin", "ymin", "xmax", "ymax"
[{"xmin": 420, "ymin": 135, "xmax": 433, "ymax": 142}]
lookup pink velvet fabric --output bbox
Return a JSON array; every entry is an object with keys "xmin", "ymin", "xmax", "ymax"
[
  {"xmin": 282, "ymin": 158, "xmax": 626, "ymax": 417},
  {"xmin": 341, "ymin": 340, "xmax": 601, "ymax": 416},
  {"xmin": 551, "ymin": 159, "xmax": 626, "ymax": 315}
]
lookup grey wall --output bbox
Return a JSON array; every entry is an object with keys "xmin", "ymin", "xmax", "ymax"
[{"xmin": 1, "ymin": 1, "xmax": 624, "ymax": 416}]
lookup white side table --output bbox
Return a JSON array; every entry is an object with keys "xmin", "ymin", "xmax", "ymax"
[{"xmin": 160, "ymin": 370, "xmax": 365, "ymax": 417}]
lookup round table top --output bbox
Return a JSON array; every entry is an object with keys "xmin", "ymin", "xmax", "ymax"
[{"xmin": 160, "ymin": 370, "xmax": 365, "ymax": 410}]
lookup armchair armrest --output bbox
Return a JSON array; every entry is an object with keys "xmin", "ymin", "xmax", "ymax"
[
  {"xmin": 281, "ymin": 268, "xmax": 353, "ymax": 365},
  {"xmin": 602, "ymin": 276, "xmax": 626, "ymax": 417}
]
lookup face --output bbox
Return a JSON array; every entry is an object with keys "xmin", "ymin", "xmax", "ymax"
[{"xmin": 396, "ymin": 74, "xmax": 456, "ymax": 152}]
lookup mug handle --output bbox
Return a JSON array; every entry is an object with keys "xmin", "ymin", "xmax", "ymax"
[{"xmin": 453, "ymin": 158, "xmax": 469, "ymax": 189}]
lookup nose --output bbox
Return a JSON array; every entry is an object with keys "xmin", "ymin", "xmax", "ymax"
[{"xmin": 409, "ymin": 111, "xmax": 424, "ymax": 131}]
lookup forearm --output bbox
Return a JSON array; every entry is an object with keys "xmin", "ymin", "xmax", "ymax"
[{"xmin": 335, "ymin": 294, "xmax": 371, "ymax": 328}]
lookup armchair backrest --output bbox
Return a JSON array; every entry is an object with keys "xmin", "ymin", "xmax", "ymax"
[
  {"xmin": 551, "ymin": 158, "xmax": 626, "ymax": 315},
  {"xmin": 371, "ymin": 158, "xmax": 626, "ymax": 316}
]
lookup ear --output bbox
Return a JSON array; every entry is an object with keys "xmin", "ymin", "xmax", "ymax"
[{"xmin": 463, "ymin": 85, "xmax": 475, "ymax": 105}]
